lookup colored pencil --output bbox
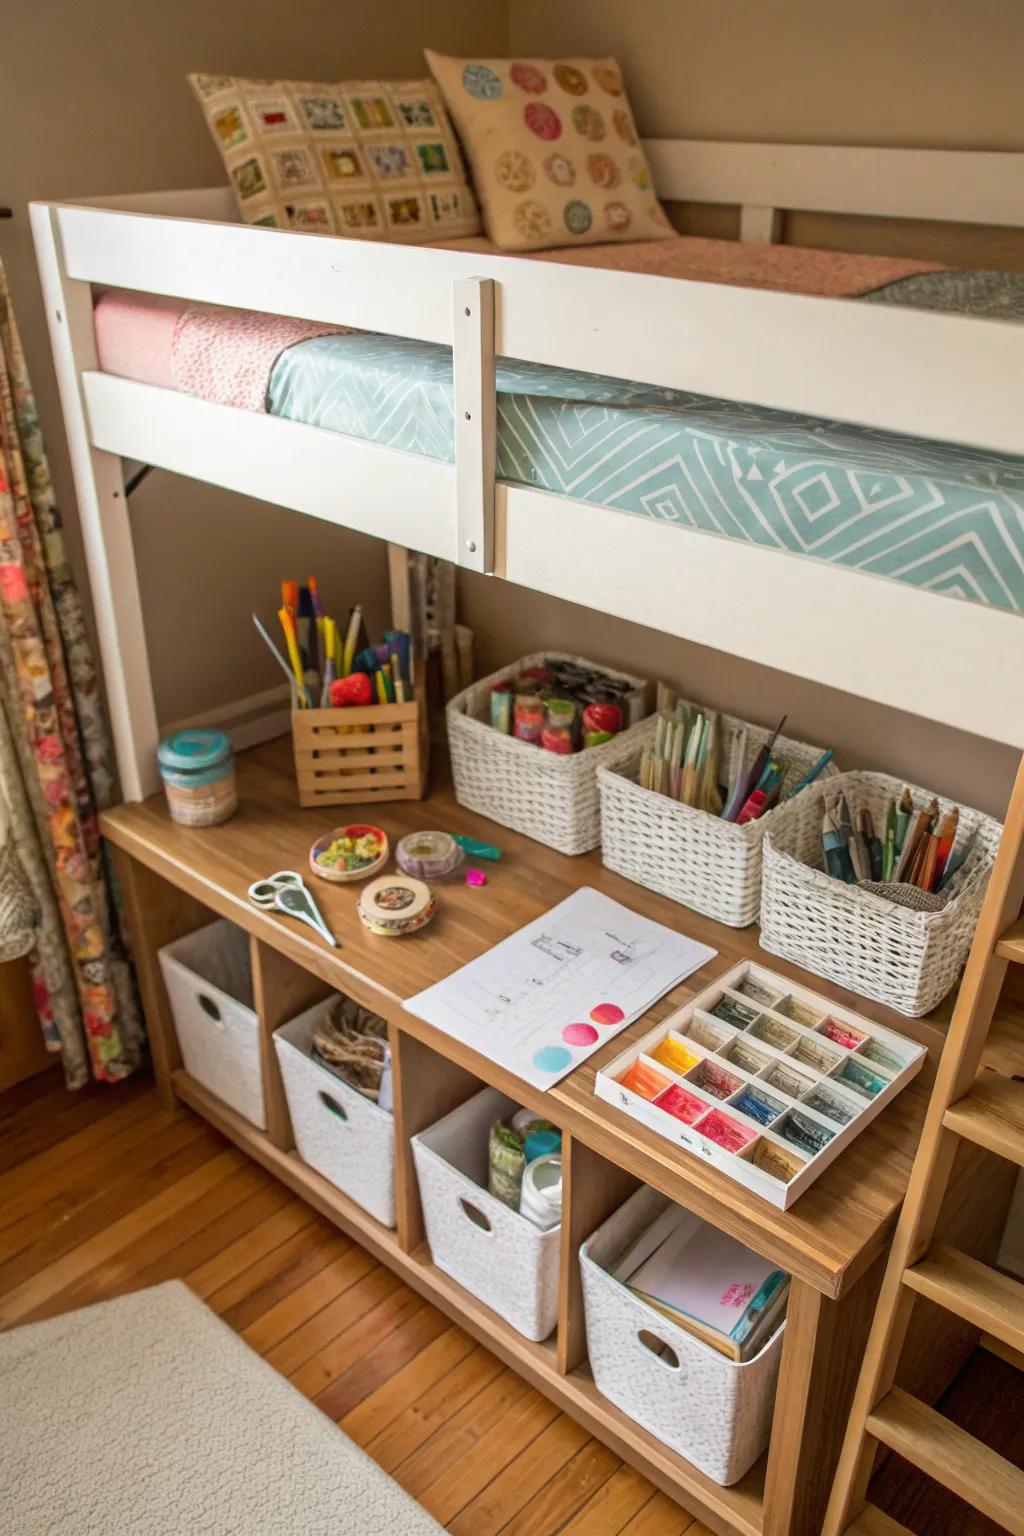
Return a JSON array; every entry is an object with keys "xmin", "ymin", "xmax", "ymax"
[
  {"xmin": 933, "ymin": 808, "xmax": 959, "ymax": 886},
  {"xmin": 882, "ymin": 798, "xmax": 897, "ymax": 881},
  {"xmin": 917, "ymin": 833, "xmax": 940, "ymax": 893},
  {"xmin": 894, "ymin": 786, "xmax": 913, "ymax": 854},
  {"xmin": 787, "ymin": 747, "xmax": 834, "ymax": 798}
]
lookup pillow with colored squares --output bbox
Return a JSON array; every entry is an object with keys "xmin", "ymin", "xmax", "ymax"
[
  {"xmin": 188, "ymin": 73, "xmax": 481, "ymax": 242},
  {"xmin": 424, "ymin": 51, "xmax": 671, "ymax": 252}
]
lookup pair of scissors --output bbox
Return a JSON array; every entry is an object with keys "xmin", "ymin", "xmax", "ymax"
[{"xmin": 247, "ymin": 870, "xmax": 339, "ymax": 948}]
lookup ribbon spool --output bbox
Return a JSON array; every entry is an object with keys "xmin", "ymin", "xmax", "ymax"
[
  {"xmin": 357, "ymin": 875, "xmax": 437, "ymax": 937},
  {"xmin": 395, "ymin": 830, "xmax": 464, "ymax": 881}
]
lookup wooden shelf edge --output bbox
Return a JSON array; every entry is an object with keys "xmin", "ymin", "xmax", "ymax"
[{"xmin": 171, "ymin": 1070, "xmax": 765, "ymax": 1536}]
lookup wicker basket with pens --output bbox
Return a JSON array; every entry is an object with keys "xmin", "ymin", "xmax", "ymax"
[
  {"xmin": 599, "ymin": 699, "xmax": 836, "ymax": 927},
  {"xmin": 760, "ymin": 771, "xmax": 1002, "ymax": 1016}
]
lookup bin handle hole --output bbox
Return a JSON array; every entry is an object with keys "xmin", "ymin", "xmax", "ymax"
[
  {"xmin": 197, "ymin": 993, "xmax": 223, "ymax": 1024},
  {"xmin": 458, "ymin": 1197, "xmax": 492, "ymax": 1233},
  {"xmin": 318, "ymin": 1091, "xmax": 348, "ymax": 1121},
  {"xmin": 637, "ymin": 1330, "xmax": 680, "ymax": 1370}
]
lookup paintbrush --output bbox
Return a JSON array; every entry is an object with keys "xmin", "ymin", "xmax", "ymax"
[{"xmin": 253, "ymin": 613, "xmax": 306, "ymax": 700}]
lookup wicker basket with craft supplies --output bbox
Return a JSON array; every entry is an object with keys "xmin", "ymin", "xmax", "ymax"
[
  {"xmin": 599, "ymin": 694, "xmax": 836, "ymax": 927},
  {"xmin": 760, "ymin": 770, "xmax": 1002, "ymax": 1015},
  {"xmin": 447, "ymin": 651, "xmax": 651, "ymax": 856}
]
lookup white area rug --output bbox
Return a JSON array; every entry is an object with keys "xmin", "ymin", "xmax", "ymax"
[{"xmin": 0, "ymin": 1280, "xmax": 443, "ymax": 1535}]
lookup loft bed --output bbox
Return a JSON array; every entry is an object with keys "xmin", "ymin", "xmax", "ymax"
[{"xmin": 30, "ymin": 138, "xmax": 1024, "ymax": 803}]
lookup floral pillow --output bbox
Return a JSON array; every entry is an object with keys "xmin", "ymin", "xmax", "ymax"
[
  {"xmin": 425, "ymin": 51, "xmax": 671, "ymax": 252},
  {"xmin": 189, "ymin": 73, "xmax": 482, "ymax": 241}
]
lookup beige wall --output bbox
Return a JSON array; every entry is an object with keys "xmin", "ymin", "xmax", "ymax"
[
  {"xmin": 510, "ymin": 0, "xmax": 1024, "ymax": 148},
  {"xmin": 4, "ymin": 0, "xmax": 507, "ymax": 727},
  {"xmin": 510, "ymin": 0, "xmax": 1024, "ymax": 269}
]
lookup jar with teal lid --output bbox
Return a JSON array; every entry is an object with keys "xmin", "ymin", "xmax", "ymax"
[{"xmin": 157, "ymin": 729, "xmax": 237, "ymax": 827}]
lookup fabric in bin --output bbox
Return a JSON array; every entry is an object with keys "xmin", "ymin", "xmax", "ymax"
[{"xmin": 269, "ymin": 330, "xmax": 1024, "ymax": 615}]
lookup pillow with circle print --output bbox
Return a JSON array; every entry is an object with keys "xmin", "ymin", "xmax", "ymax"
[{"xmin": 425, "ymin": 50, "xmax": 672, "ymax": 252}]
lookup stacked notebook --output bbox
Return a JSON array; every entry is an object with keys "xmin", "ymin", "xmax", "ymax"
[{"xmin": 613, "ymin": 1206, "xmax": 789, "ymax": 1362}]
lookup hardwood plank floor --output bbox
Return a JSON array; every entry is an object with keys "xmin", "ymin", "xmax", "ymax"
[
  {"xmin": 0, "ymin": 1072, "xmax": 708, "ymax": 1536},
  {"xmin": 4, "ymin": 1069, "xmax": 1021, "ymax": 1535}
]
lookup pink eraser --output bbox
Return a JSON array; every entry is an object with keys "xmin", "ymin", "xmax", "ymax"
[{"xmin": 465, "ymin": 868, "xmax": 487, "ymax": 887}]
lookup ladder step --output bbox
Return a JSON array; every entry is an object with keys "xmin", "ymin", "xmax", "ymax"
[
  {"xmin": 845, "ymin": 1506, "xmax": 914, "ymax": 1536},
  {"xmin": 996, "ymin": 916, "xmax": 1024, "ymax": 962},
  {"xmin": 981, "ymin": 1331, "xmax": 1024, "ymax": 1373},
  {"xmin": 943, "ymin": 1075, "xmax": 1024, "ymax": 1166},
  {"xmin": 866, "ymin": 1388, "xmax": 1024, "ymax": 1536},
  {"xmin": 904, "ymin": 1244, "xmax": 1024, "ymax": 1355}
]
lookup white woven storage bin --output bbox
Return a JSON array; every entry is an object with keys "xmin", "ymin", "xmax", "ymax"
[
  {"xmin": 274, "ymin": 1000, "xmax": 395, "ymax": 1227},
  {"xmin": 411, "ymin": 1087, "xmax": 561, "ymax": 1341},
  {"xmin": 158, "ymin": 919, "xmax": 264, "ymax": 1128},
  {"xmin": 761, "ymin": 770, "xmax": 1002, "ymax": 1016},
  {"xmin": 599, "ymin": 707, "xmax": 835, "ymax": 927},
  {"xmin": 447, "ymin": 652, "xmax": 650, "ymax": 856},
  {"xmin": 580, "ymin": 1186, "xmax": 785, "ymax": 1486}
]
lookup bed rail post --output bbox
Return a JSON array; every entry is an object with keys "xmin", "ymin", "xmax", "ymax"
[
  {"xmin": 739, "ymin": 205, "xmax": 782, "ymax": 243},
  {"xmin": 30, "ymin": 203, "xmax": 160, "ymax": 802},
  {"xmin": 452, "ymin": 277, "xmax": 496, "ymax": 576}
]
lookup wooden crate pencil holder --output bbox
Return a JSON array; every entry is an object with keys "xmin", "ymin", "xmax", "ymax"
[{"xmin": 290, "ymin": 683, "xmax": 428, "ymax": 808}]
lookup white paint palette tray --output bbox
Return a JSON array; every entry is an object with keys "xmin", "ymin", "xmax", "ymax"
[{"xmin": 594, "ymin": 960, "xmax": 926, "ymax": 1208}]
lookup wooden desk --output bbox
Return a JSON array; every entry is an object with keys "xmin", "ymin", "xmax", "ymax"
[{"xmin": 102, "ymin": 738, "xmax": 1013, "ymax": 1536}]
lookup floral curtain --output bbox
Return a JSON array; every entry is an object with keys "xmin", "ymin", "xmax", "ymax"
[{"xmin": 0, "ymin": 260, "xmax": 141, "ymax": 1087}]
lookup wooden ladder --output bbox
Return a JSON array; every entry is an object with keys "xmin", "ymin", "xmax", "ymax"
[{"xmin": 823, "ymin": 753, "xmax": 1024, "ymax": 1536}]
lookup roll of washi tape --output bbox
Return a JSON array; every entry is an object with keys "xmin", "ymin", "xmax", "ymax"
[
  {"xmin": 357, "ymin": 875, "xmax": 437, "ymax": 937},
  {"xmin": 490, "ymin": 683, "xmax": 514, "ymax": 734},
  {"xmin": 513, "ymin": 693, "xmax": 545, "ymax": 743},
  {"xmin": 395, "ymin": 830, "xmax": 464, "ymax": 881}
]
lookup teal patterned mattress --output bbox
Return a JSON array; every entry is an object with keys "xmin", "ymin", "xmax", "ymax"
[{"xmin": 269, "ymin": 330, "xmax": 1024, "ymax": 615}]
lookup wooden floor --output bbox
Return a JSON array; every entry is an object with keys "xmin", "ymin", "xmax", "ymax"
[
  {"xmin": 3, "ymin": 1066, "xmax": 1022, "ymax": 1536},
  {"xmin": 0, "ymin": 1068, "xmax": 703, "ymax": 1536}
]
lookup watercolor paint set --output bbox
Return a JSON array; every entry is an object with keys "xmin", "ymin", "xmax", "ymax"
[{"xmin": 594, "ymin": 960, "xmax": 926, "ymax": 1208}]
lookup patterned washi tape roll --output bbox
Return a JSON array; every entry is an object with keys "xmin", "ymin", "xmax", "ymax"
[{"xmin": 357, "ymin": 875, "xmax": 436, "ymax": 937}]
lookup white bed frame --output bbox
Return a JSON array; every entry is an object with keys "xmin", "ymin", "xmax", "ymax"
[{"xmin": 31, "ymin": 139, "xmax": 1024, "ymax": 801}]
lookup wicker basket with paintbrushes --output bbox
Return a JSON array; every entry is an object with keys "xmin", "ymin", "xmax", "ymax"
[
  {"xmin": 761, "ymin": 770, "xmax": 1002, "ymax": 1015},
  {"xmin": 599, "ymin": 698, "xmax": 836, "ymax": 927}
]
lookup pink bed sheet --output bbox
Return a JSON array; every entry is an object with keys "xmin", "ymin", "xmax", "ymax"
[
  {"xmin": 93, "ymin": 291, "xmax": 347, "ymax": 411},
  {"xmin": 439, "ymin": 233, "xmax": 944, "ymax": 298}
]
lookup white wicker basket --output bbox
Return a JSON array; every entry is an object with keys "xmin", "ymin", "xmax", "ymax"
[
  {"xmin": 580, "ymin": 1185, "xmax": 785, "ymax": 1485},
  {"xmin": 447, "ymin": 652, "xmax": 650, "ymax": 856},
  {"xmin": 158, "ymin": 919, "xmax": 264, "ymax": 1128},
  {"xmin": 411, "ymin": 1087, "xmax": 561, "ymax": 1342},
  {"xmin": 761, "ymin": 770, "xmax": 1002, "ymax": 1016},
  {"xmin": 274, "ymin": 1000, "xmax": 396, "ymax": 1228},
  {"xmin": 599, "ymin": 706, "xmax": 836, "ymax": 928}
]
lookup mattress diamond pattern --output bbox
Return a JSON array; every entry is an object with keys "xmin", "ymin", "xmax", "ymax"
[{"xmin": 269, "ymin": 332, "xmax": 1024, "ymax": 614}]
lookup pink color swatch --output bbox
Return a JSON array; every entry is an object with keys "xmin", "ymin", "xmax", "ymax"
[
  {"xmin": 590, "ymin": 1002, "xmax": 625, "ymax": 1026},
  {"xmin": 696, "ymin": 1109, "xmax": 758, "ymax": 1153},
  {"xmin": 562, "ymin": 1021, "xmax": 599, "ymax": 1046},
  {"xmin": 653, "ymin": 1084, "xmax": 707, "ymax": 1126}
]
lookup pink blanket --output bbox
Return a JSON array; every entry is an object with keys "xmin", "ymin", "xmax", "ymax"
[{"xmin": 94, "ymin": 291, "xmax": 349, "ymax": 411}]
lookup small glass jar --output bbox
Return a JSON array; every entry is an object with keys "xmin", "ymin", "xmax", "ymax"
[{"xmin": 157, "ymin": 729, "xmax": 237, "ymax": 827}]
